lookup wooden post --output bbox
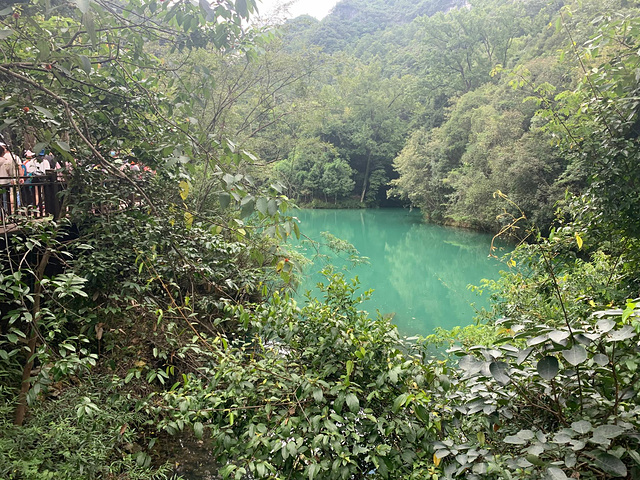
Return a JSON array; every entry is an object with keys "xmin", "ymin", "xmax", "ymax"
[{"xmin": 44, "ymin": 171, "xmax": 60, "ymax": 218}]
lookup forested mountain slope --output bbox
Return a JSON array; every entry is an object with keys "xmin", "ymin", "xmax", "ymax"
[
  {"xmin": 241, "ymin": 0, "xmax": 639, "ymax": 234},
  {"xmin": 298, "ymin": 0, "xmax": 467, "ymax": 52}
]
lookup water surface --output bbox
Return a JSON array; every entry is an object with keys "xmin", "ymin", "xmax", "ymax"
[{"xmin": 293, "ymin": 208, "xmax": 507, "ymax": 336}]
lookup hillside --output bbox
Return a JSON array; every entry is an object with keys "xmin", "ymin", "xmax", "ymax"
[{"xmin": 288, "ymin": 0, "xmax": 467, "ymax": 52}]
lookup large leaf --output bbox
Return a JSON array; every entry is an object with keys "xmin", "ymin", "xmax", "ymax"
[
  {"xmin": 596, "ymin": 318, "xmax": 616, "ymax": 333},
  {"xmin": 55, "ymin": 140, "xmax": 70, "ymax": 152},
  {"xmin": 528, "ymin": 334, "xmax": 549, "ymax": 347},
  {"xmin": 595, "ymin": 452, "xmax": 627, "ymax": 477},
  {"xmin": 546, "ymin": 467, "xmax": 568, "ymax": 480},
  {"xmin": 193, "ymin": 421, "xmax": 203, "ymax": 439},
  {"xmin": 240, "ymin": 199, "xmax": 254, "ymax": 218},
  {"xmin": 537, "ymin": 356, "xmax": 559, "ymax": 380},
  {"xmin": 517, "ymin": 429, "xmax": 535, "ymax": 440},
  {"xmin": 593, "ymin": 353, "xmax": 609, "ymax": 366},
  {"xmin": 459, "ymin": 355, "xmax": 482, "ymax": 374},
  {"xmin": 592, "ymin": 425, "xmax": 626, "ymax": 439},
  {"xmin": 345, "ymin": 393, "xmax": 359, "ymax": 413},
  {"xmin": 79, "ymin": 55, "xmax": 92, "ymax": 75},
  {"xmin": 256, "ymin": 197, "xmax": 268, "ymax": 215},
  {"xmin": 489, "ymin": 361, "xmax": 510, "ymax": 385},
  {"xmin": 570, "ymin": 420, "xmax": 592, "ymax": 435},
  {"xmin": 562, "ymin": 345, "xmax": 587, "ymax": 366},
  {"xmin": 219, "ymin": 192, "xmax": 231, "ymax": 209},
  {"xmin": 74, "ymin": 0, "xmax": 90, "ymax": 13},
  {"xmin": 503, "ymin": 434, "xmax": 527, "ymax": 445},
  {"xmin": 606, "ymin": 325, "xmax": 635, "ymax": 342},
  {"xmin": 548, "ymin": 330, "xmax": 570, "ymax": 344},
  {"xmin": 0, "ymin": 28, "xmax": 15, "ymax": 40},
  {"xmin": 235, "ymin": 0, "xmax": 249, "ymax": 17},
  {"xmin": 34, "ymin": 105, "xmax": 55, "ymax": 119},
  {"xmin": 516, "ymin": 346, "xmax": 534, "ymax": 365}
]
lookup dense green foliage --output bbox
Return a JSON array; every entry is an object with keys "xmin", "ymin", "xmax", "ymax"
[{"xmin": 2, "ymin": 0, "xmax": 640, "ymax": 479}]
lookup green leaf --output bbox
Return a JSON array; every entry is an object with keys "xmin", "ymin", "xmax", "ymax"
[
  {"xmin": 56, "ymin": 140, "xmax": 70, "ymax": 152},
  {"xmin": 308, "ymin": 463, "xmax": 320, "ymax": 480},
  {"xmin": 0, "ymin": 28, "xmax": 15, "ymax": 40},
  {"xmin": 516, "ymin": 346, "xmax": 534, "ymax": 365},
  {"xmin": 526, "ymin": 454, "xmax": 546, "ymax": 466},
  {"xmin": 74, "ymin": 0, "xmax": 91, "ymax": 14},
  {"xmin": 80, "ymin": 55, "xmax": 92, "ymax": 74},
  {"xmin": 628, "ymin": 450, "xmax": 640, "ymax": 466},
  {"xmin": 555, "ymin": 15, "xmax": 563, "ymax": 33},
  {"xmin": 345, "ymin": 393, "xmax": 359, "ymax": 412},
  {"xmin": 256, "ymin": 197, "xmax": 268, "ymax": 215},
  {"xmin": 547, "ymin": 466, "xmax": 568, "ymax": 480},
  {"xmin": 571, "ymin": 420, "xmax": 592, "ymax": 434},
  {"xmin": 606, "ymin": 325, "xmax": 635, "ymax": 342},
  {"xmin": 537, "ymin": 356, "xmax": 559, "ymax": 380},
  {"xmin": 267, "ymin": 198, "xmax": 278, "ymax": 216},
  {"xmin": 193, "ymin": 421, "xmax": 204, "ymax": 439},
  {"xmin": 83, "ymin": 12, "xmax": 98, "ymax": 49},
  {"xmin": 415, "ymin": 404, "xmax": 429, "ymax": 423},
  {"xmin": 592, "ymin": 425, "xmax": 626, "ymax": 439},
  {"xmin": 595, "ymin": 452, "xmax": 627, "ymax": 477},
  {"xmin": 312, "ymin": 388, "xmax": 323, "ymax": 403},
  {"xmin": 223, "ymin": 173, "xmax": 235, "ymax": 186},
  {"xmin": 548, "ymin": 330, "xmax": 570, "ymax": 344},
  {"xmin": 220, "ymin": 464, "xmax": 236, "ymax": 479},
  {"xmin": 240, "ymin": 199, "xmax": 254, "ymax": 218},
  {"xmin": 528, "ymin": 334, "xmax": 548, "ymax": 347},
  {"xmin": 489, "ymin": 361, "xmax": 510, "ymax": 385},
  {"xmin": 596, "ymin": 318, "xmax": 616, "ymax": 333},
  {"xmin": 562, "ymin": 345, "xmax": 587, "ymax": 366},
  {"xmin": 503, "ymin": 435, "xmax": 527, "ymax": 445},
  {"xmin": 219, "ymin": 193, "xmax": 231, "ymax": 209},
  {"xmin": 392, "ymin": 393, "xmax": 408, "ymax": 413},
  {"xmin": 593, "ymin": 353, "xmax": 609, "ymax": 366},
  {"xmin": 199, "ymin": 0, "xmax": 214, "ymax": 16},
  {"xmin": 346, "ymin": 360, "xmax": 353, "ymax": 377},
  {"xmin": 517, "ymin": 429, "xmax": 535, "ymax": 440},
  {"xmin": 33, "ymin": 142, "xmax": 48, "ymax": 155},
  {"xmin": 256, "ymin": 462, "xmax": 269, "ymax": 477},
  {"xmin": 236, "ymin": 0, "xmax": 248, "ymax": 17},
  {"xmin": 34, "ymin": 106, "xmax": 54, "ymax": 118}
]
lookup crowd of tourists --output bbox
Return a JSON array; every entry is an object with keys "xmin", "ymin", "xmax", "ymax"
[
  {"xmin": 0, "ymin": 142, "xmax": 68, "ymax": 211},
  {"xmin": 0, "ymin": 140, "xmax": 154, "ymax": 215},
  {"xmin": 0, "ymin": 143, "xmax": 60, "ymax": 183}
]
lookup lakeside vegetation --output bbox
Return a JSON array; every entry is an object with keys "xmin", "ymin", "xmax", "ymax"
[{"xmin": 1, "ymin": 0, "xmax": 640, "ymax": 479}]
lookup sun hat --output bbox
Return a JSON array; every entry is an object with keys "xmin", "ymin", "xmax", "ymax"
[{"xmin": 25, "ymin": 150, "xmax": 35, "ymax": 157}]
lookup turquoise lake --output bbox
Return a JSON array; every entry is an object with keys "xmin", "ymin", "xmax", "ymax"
[{"xmin": 292, "ymin": 208, "xmax": 508, "ymax": 336}]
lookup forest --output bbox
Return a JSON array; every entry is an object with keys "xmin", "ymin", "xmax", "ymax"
[{"xmin": 0, "ymin": 0, "xmax": 640, "ymax": 479}]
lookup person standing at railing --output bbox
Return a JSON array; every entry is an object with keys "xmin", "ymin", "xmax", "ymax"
[
  {"xmin": 0, "ymin": 143, "xmax": 23, "ymax": 212},
  {"xmin": 22, "ymin": 150, "xmax": 36, "ymax": 207},
  {"xmin": 25, "ymin": 150, "xmax": 51, "ymax": 213}
]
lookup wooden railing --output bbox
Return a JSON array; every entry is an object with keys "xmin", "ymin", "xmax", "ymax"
[{"xmin": 0, "ymin": 172, "xmax": 66, "ymax": 219}]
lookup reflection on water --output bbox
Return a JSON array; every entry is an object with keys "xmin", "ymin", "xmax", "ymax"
[{"xmin": 293, "ymin": 208, "xmax": 509, "ymax": 336}]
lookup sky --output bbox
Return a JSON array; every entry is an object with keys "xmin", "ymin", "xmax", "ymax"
[{"xmin": 255, "ymin": 0, "xmax": 340, "ymax": 21}]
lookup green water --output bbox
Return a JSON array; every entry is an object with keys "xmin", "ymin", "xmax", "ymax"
[{"xmin": 293, "ymin": 208, "xmax": 507, "ymax": 336}]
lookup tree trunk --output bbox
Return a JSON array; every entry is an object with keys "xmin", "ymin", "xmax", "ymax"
[
  {"xmin": 14, "ymin": 248, "xmax": 52, "ymax": 426},
  {"xmin": 360, "ymin": 151, "xmax": 372, "ymax": 204}
]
